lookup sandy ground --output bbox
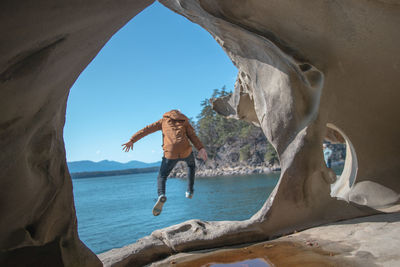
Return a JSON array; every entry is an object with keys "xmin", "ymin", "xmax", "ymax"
[{"xmin": 149, "ymin": 212, "xmax": 400, "ymax": 266}]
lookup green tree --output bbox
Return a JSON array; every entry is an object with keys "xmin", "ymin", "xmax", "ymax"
[
  {"xmin": 195, "ymin": 86, "xmax": 279, "ymax": 166},
  {"xmin": 264, "ymin": 142, "xmax": 278, "ymax": 165},
  {"xmin": 239, "ymin": 144, "xmax": 251, "ymax": 161}
]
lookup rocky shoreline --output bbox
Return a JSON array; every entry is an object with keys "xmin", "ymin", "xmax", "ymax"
[{"xmin": 169, "ymin": 161, "xmax": 281, "ymax": 178}]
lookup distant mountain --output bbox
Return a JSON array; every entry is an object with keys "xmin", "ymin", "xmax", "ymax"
[
  {"xmin": 70, "ymin": 166, "xmax": 160, "ymax": 179},
  {"xmin": 67, "ymin": 160, "xmax": 161, "ymax": 173}
]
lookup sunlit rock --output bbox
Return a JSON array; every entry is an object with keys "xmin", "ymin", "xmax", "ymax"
[
  {"xmin": 102, "ymin": 0, "xmax": 400, "ymax": 265},
  {"xmin": 1, "ymin": 0, "xmax": 399, "ymax": 266},
  {"xmin": 349, "ymin": 181, "xmax": 400, "ymax": 208}
]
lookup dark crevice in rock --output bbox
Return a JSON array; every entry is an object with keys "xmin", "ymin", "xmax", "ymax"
[
  {"xmin": 299, "ymin": 63, "xmax": 312, "ymax": 72},
  {"xmin": 168, "ymin": 224, "xmax": 192, "ymax": 236},
  {"xmin": 25, "ymin": 224, "xmax": 37, "ymax": 240},
  {"xmin": 196, "ymin": 221, "xmax": 206, "ymax": 228},
  {"xmin": 0, "ymin": 36, "xmax": 66, "ymax": 83}
]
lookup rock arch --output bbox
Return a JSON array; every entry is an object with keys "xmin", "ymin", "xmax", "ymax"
[{"xmin": 1, "ymin": 0, "xmax": 399, "ymax": 266}]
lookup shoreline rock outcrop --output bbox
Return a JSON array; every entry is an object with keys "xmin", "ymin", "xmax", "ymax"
[{"xmin": 170, "ymin": 162, "xmax": 278, "ymax": 178}]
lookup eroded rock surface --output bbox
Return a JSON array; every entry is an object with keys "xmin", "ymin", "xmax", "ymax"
[
  {"xmin": 0, "ymin": 0, "xmax": 154, "ymax": 266},
  {"xmin": 150, "ymin": 213, "xmax": 400, "ymax": 267},
  {"xmin": 102, "ymin": 0, "xmax": 400, "ymax": 265},
  {"xmin": 1, "ymin": 0, "xmax": 399, "ymax": 266}
]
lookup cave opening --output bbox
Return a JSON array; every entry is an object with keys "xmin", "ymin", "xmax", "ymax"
[
  {"xmin": 323, "ymin": 125, "xmax": 347, "ymax": 177},
  {"xmin": 326, "ymin": 123, "xmax": 357, "ymax": 201},
  {"xmin": 3, "ymin": 1, "xmax": 400, "ymax": 266},
  {"xmin": 64, "ymin": 1, "xmax": 279, "ymax": 255},
  {"xmin": 327, "ymin": 124, "xmax": 400, "ymax": 212}
]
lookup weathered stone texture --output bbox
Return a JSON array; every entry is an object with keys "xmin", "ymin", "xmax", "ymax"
[
  {"xmin": 102, "ymin": 0, "xmax": 400, "ymax": 265},
  {"xmin": 1, "ymin": 0, "xmax": 399, "ymax": 266},
  {"xmin": 0, "ymin": 0, "xmax": 154, "ymax": 266}
]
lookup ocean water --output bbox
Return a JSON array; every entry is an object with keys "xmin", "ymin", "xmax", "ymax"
[{"xmin": 72, "ymin": 172, "xmax": 279, "ymax": 254}]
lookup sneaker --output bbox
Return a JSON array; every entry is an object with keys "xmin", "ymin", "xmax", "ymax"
[
  {"xmin": 152, "ymin": 195, "xmax": 167, "ymax": 216},
  {"xmin": 185, "ymin": 191, "xmax": 193, "ymax": 199}
]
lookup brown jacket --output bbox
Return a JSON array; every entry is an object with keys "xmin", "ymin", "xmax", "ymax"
[{"xmin": 130, "ymin": 110, "xmax": 204, "ymax": 159}]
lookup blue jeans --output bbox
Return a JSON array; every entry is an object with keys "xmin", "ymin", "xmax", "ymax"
[{"xmin": 157, "ymin": 152, "xmax": 195, "ymax": 196}]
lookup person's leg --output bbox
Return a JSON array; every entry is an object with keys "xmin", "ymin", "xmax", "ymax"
[
  {"xmin": 157, "ymin": 157, "xmax": 177, "ymax": 196},
  {"xmin": 184, "ymin": 153, "xmax": 196, "ymax": 196},
  {"xmin": 153, "ymin": 157, "xmax": 177, "ymax": 216}
]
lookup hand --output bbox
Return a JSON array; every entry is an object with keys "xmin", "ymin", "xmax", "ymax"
[
  {"xmin": 197, "ymin": 148, "xmax": 208, "ymax": 161},
  {"xmin": 122, "ymin": 140, "xmax": 134, "ymax": 152}
]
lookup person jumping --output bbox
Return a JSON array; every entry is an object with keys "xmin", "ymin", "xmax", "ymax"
[{"xmin": 122, "ymin": 109, "xmax": 208, "ymax": 216}]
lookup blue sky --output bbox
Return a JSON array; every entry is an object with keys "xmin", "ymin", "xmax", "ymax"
[{"xmin": 64, "ymin": 2, "xmax": 237, "ymax": 163}]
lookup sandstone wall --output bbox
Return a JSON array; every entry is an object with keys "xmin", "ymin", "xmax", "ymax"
[
  {"xmin": 0, "ymin": 1, "xmax": 154, "ymax": 266},
  {"xmin": 1, "ymin": 0, "xmax": 399, "ymax": 266},
  {"xmin": 102, "ymin": 0, "xmax": 400, "ymax": 265}
]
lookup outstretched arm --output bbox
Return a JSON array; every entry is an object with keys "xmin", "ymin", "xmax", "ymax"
[{"xmin": 122, "ymin": 119, "xmax": 162, "ymax": 152}]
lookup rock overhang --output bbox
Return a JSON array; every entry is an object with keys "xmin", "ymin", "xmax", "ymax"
[{"xmin": 0, "ymin": 0, "xmax": 399, "ymax": 266}]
